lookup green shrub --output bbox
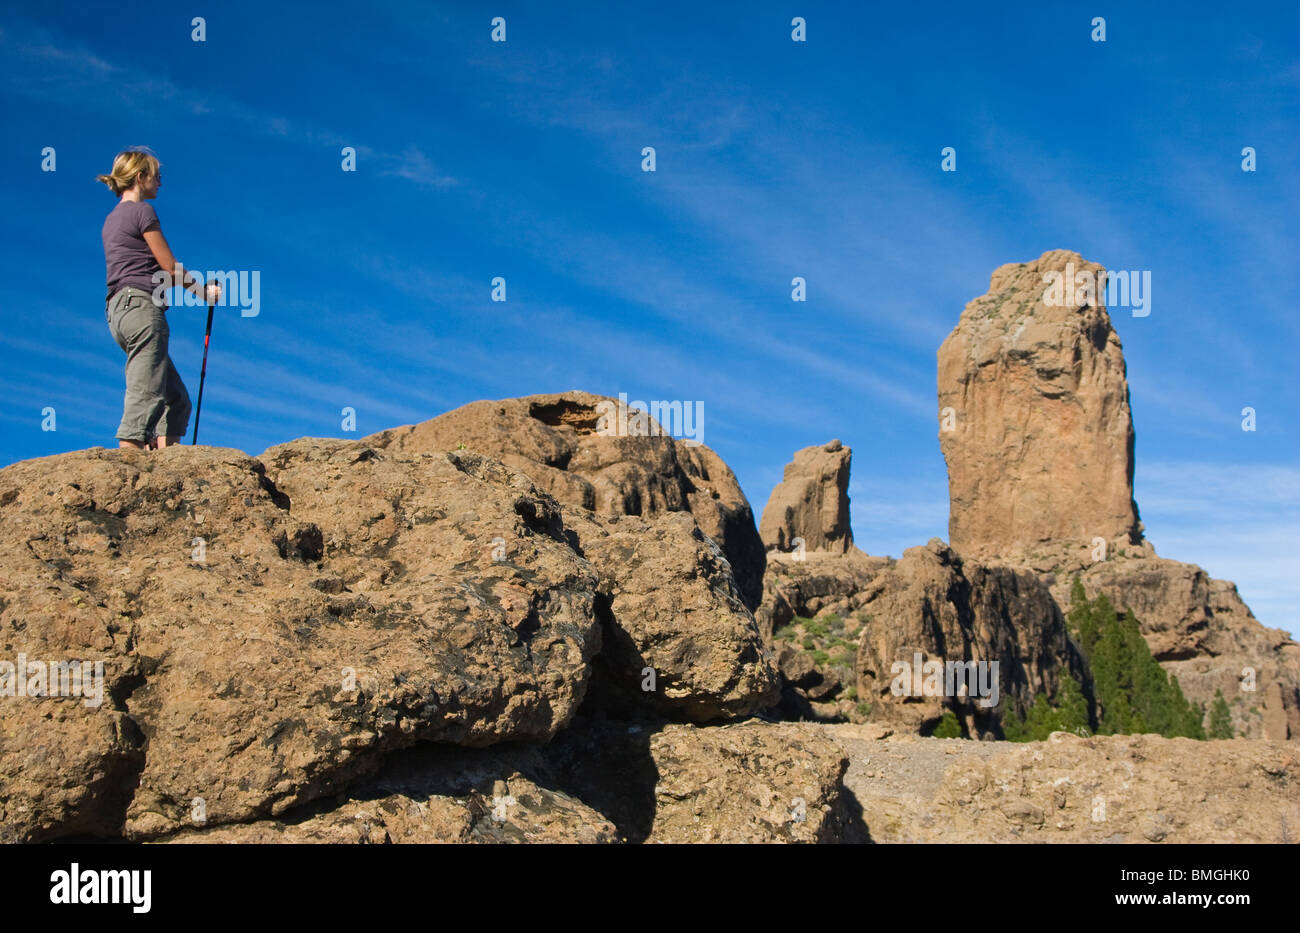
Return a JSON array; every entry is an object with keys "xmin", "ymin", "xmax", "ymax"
[
  {"xmin": 932, "ymin": 710, "xmax": 963, "ymax": 738},
  {"xmin": 1208, "ymin": 688, "xmax": 1235, "ymax": 739}
]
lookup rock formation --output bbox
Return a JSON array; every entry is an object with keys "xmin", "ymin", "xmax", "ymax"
[
  {"xmin": 931, "ymin": 250, "xmax": 1298, "ymax": 739},
  {"xmin": 758, "ymin": 540, "xmax": 1088, "ymax": 735},
  {"xmin": 937, "ymin": 249, "xmax": 1142, "ymax": 558},
  {"xmin": 3, "ymin": 361, "xmax": 1296, "ymax": 844},
  {"xmin": 161, "ymin": 719, "xmax": 859, "ymax": 844},
  {"xmin": 0, "ymin": 435, "xmax": 777, "ymax": 842},
  {"xmin": 851, "ymin": 540, "xmax": 1089, "ymax": 738},
  {"xmin": 759, "ymin": 440, "xmax": 854, "ymax": 555},
  {"xmin": 831, "ymin": 727, "xmax": 1298, "ymax": 843},
  {"xmin": 363, "ymin": 391, "xmax": 767, "ymax": 610},
  {"xmin": 1063, "ymin": 553, "xmax": 1300, "ymax": 740},
  {"xmin": 752, "ymin": 249, "xmax": 1297, "ymax": 743},
  {"xmin": 5, "ymin": 244, "xmax": 1297, "ymax": 845}
]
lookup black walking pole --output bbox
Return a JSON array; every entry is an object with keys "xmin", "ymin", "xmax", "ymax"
[{"xmin": 191, "ymin": 297, "xmax": 216, "ymax": 445}]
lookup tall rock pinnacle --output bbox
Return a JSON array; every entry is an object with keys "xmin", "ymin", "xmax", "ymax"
[
  {"xmin": 759, "ymin": 439, "xmax": 854, "ymax": 555},
  {"xmin": 937, "ymin": 249, "xmax": 1142, "ymax": 558}
]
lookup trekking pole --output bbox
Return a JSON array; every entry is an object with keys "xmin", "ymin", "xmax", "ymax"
[{"xmin": 191, "ymin": 296, "xmax": 216, "ymax": 445}]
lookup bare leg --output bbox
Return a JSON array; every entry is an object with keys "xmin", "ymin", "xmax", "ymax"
[
  {"xmin": 119, "ymin": 439, "xmax": 148, "ymax": 449},
  {"xmin": 154, "ymin": 435, "xmax": 183, "ymax": 449}
]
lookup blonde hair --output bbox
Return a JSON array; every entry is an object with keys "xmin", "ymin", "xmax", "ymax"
[{"xmin": 96, "ymin": 147, "xmax": 161, "ymax": 196}]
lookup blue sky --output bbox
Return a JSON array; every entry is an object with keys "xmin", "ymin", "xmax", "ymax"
[{"xmin": 1, "ymin": 2, "xmax": 1296, "ymax": 634}]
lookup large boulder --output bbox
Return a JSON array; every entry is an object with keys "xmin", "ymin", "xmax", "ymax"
[
  {"xmin": 0, "ymin": 445, "xmax": 603, "ymax": 841},
  {"xmin": 363, "ymin": 391, "xmax": 767, "ymax": 609},
  {"xmin": 158, "ymin": 718, "xmax": 862, "ymax": 844},
  {"xmin": 759, "ymin": 440, "xmax": 854, "ymax": 555},
  {"xmin": 937, "ymin": 250, "xmax": 1142, "ymax": 559},
  {"xmin": 571, "ymin": 509, "xmax": 780, "ymax": 720},
  {"xmin": 0, "ymin": 433, "xmax": 780, "ymax": 841}
]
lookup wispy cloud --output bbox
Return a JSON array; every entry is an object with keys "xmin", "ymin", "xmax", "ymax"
[
  {"xmin": 0, "ymin": 17, "xmax": 453, "ymax": 187},
  {"xmin": 1137, "ymin": 460, "xmax": 1300, "ymax": 636},
  {"xmin": 376, "ymin": 145, "xmax": 457, "ymax": 190}
]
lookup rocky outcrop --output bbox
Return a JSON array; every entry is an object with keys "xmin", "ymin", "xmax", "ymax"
[
  {"xmin": 0, "ymin": 445, "xmax": 603, "ymax": 840},
  {"xmin": 756, "ymin": 548, "xmax": 890, "ymax": 641},
  {"xmin": 933, "ymin": 251, "xmax": 1299, "ymax": 741},
  {"xmin": 1061, "ymin": 554, "xmax": 1300, "ymax": 740},
  {"xmin": 167, "ymin": 724, "xmax": 1300, "ymax": 844},
  {"xmin": 851, "ymin": 541, "xmax": 1089, "ymax": 738},
  {"xmin": 831, "ymin": 727, "xmax": 1299, "ymax": 843},
  {"xmin": 754, "ymin": 542, "xmax": 1088, "ymax": 736},
  {"xmin": 569, "ymin": 509, "xmax": 780, "ymax": 721},
  {"xmin": 262, "ymin": 439, "xmax": 779, "ymax": 724},
  {"xmin": 0, "ymin": 436, "xmax": 777, "ymax": 842},
  {"xmin": 159, "ymin": 719, "xmax": 860, "ymax": 844},
  {"xmin": 759, "ymin": 440, "xmax": 854, "ymax": 555},
  {"xmin": 363, "ymin": 391, "xmax": 767, "ymax": 609},
  {"xmin": 937, "ymin": 250, "xmax": 1142, "ymax": 559}
]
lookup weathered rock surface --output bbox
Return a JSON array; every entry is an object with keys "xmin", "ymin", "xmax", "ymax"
[
  {"xmin": 756, "ymin": 548, "xmax": 890, "ymax": 641},
  {"xmin": 569, "ymin": 509, "xmax": 779, "ymax": 720},
  {"xmin": 937, "ymin": 249, "xmax": 1142, "ymax": 559},
  {"xmin": 0, "ymin": 445, "xmax": 603, "ymax": 841},
  {"xmin": 161, "ymin": 719, "xmax": 860, "ymax": 844},
  {"xmin": 829, "ymin": 727, "xmax": 1299, "ymax": 843},
  {"xmin": 851, "ymin": 541, "xmax": 1089, "ymax": 738},
  {"xmin": 161, "ymin": 743, "xmax": 620, "ymax": 844},
  {"xmin": 264, "ymin": 441, "xmax": 778, "ymax": 724},
  {"xmin": 363, "ymin": 391, "xmax": 767, "ymax": 609},
  {"xmin": 162, "ymin": 724, "xmax": 1300, "ymax": 844},
  {"xmin": 0, "ymin": 436, "xmax": 777, "ymax": 842},
  {"xmin": 759, "ymin": 440, "xmax": 854, "ymax": 556}
]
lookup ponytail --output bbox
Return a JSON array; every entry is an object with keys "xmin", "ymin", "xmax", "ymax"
[{"xmin": 96, "ymin": 147, "xmax": 161, "ymax": 195}]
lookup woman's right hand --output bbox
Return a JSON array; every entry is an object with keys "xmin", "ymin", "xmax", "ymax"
[{"xmin": 205, "ymin": 282, "xmax": 222, "ymax": 305}]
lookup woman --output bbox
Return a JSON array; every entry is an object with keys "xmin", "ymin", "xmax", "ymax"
[{"xmin": 97, "ymin": 147, "xmax": 220, "ymax": 449}]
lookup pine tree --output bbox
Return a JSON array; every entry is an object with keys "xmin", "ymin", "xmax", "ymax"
[
  {"xmin": 1056, "ymin": 670, "xmax": 1091, "ymax": 736},
  {"xmin": 1023, "ymin": 692, "xmax": 1061, "ymax": 740},
  {"xmin": 1066, "ymin": 588, "xmax": 1206, "ymax": 740},
  {"xmin": 1208, "ymin": 689, "xmax": 1235, "ymax": 739},
  {"xmin": 1003, "ymin": 587, "xmax": 1208, "ymax": 743},
  {"xmin": 1001, "ymin": 699, "xmax": 1025, "ymax": 741},
  {"xmin": 933, "ymin": 709, "xmax": 963, "ymax": 738}
]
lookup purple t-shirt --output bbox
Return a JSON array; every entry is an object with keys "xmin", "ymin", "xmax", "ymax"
[{"xmin": 102, "ymin": 200, "xmax": 163, "ymax": 302}]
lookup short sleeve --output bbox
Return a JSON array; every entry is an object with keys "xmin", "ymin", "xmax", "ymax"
[{"xmin": 135, "ymin": 202, "xmax": 161, "ymax": 235}]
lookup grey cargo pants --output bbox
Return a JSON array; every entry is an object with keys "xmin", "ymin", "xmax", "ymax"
[{"xmin": 106, "ymin": 286, "xmax": 191, "ymax": 443}]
